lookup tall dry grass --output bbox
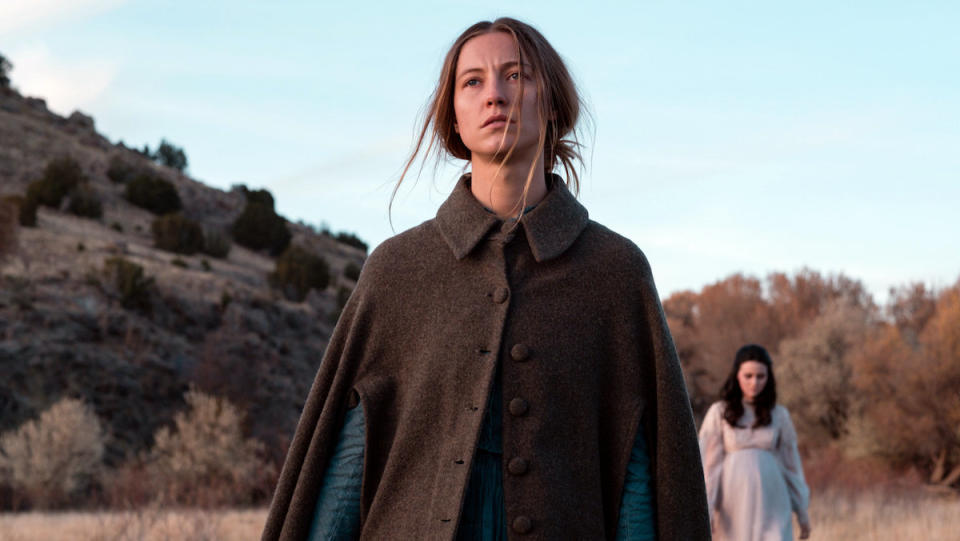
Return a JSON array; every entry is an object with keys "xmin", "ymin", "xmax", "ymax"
[
  {"xmin": 0, "ymin": 507, "xmax": 266, "ymax": 541},
  {"xmin": 0, "ymin": 490, "xmax": 956, "ymax": 540},
  {"xmin": 806, "ymin": 489, "xmax": 958, "ymax": 541}
]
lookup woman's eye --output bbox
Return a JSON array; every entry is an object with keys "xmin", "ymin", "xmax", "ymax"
[
  {"xmin": 465, "ymin": 78, "xmax": 480, "ymax": 87},
  {"xmin": 508, "ymin": 72, "xmax": 520, "ymax": 80}
]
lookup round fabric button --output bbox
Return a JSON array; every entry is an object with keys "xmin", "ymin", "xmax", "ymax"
[
  {"xmin": 492, "ymin": 287, "xmax": 509, "ymax": 304},
  {"xmin": 508, "ymin": 397, "xmax": 529, "ymax": 416},
  {"xmin": 512, "ymin": 515, "xmax": 533, "ymax": 534},
  {"xmin": 510, "ymin": 343, "xmax": 530, "ymax": 361},
  {"xmin": 508, "ymin": 456, "xmax": 529, "ymax": 475}
]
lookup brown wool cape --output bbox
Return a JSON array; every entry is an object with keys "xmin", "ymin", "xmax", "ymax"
[{"xmin": 262, "ymin": 174, "xmax": 710, "ymax": 540}]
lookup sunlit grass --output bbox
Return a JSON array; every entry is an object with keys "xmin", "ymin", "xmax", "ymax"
[
  {"xmin": 805, "ymin": 489, "xmax": 958, "ymax": 541},
  {"xmin": 0, "ymin": 508, "xmax": 267, "ymax": 541},
  {"xmin": 0, "ymin": 490, "xmax": 956, "ymax": 540}
]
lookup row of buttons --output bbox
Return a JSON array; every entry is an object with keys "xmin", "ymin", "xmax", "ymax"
[
  {"xmin": 490, "ymin": 285, "xmax": 535, "ymax": 535},
  {"xmin": 509, "ymin": 338, "xmax": 532, "ymax": 533}
]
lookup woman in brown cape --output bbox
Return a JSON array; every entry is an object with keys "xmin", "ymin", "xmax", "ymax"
[{"xmin": 262, "ymin": 17, "xmax": 709, "ymax": 541}]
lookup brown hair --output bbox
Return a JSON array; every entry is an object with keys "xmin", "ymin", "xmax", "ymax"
[{"xmin": 392, "ymin": 17, "xmax": 586, "ymax": 219}]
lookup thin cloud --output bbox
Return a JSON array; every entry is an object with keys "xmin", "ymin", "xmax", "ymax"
[
  {"xmin": 0, "ymin": 0, "xmax": 127, "ymax": 34},
  {"xmin": 270, "ymin": 137, "xmax": 410, "ymax": 191},
  {"xmin": 7, "ymin": 44, "xmax": 118, "ymax": 116}
]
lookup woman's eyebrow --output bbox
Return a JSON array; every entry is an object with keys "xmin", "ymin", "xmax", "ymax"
[
  {"xmin": 456, "ymin": 61, "xmax": 528, "ymax": 80},
  {"xmin": 500, "ymin": 60, "xmax": 528, "ymax": 72},
  {"xmin": 456, "ymin": 67, "xmax": 484, "ymax": 80}
]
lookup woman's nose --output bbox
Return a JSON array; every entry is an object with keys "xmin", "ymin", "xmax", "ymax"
[{"xmin": 486, "ymin": 80, "xmax": 507, "ymax": 106}]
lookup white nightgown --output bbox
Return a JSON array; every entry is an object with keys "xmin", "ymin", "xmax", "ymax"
[{"xmin": 698, "ymin": 401, "xmax": 810, "ymax": 541}]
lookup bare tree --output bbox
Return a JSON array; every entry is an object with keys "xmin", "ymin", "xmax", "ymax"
[
  {"xmin": 850, "ymin": 282, "xmax": 960, "ymax": 489},
  {"xmin": 0, "ymin": 398, "xmax": 105, "ymax": 508},
  {"xmin": 145, "ymin": 387, "xmax": 273, "ymax": 506},
  {"xmin": 777, "ymin": 297, "xmax": 873, "ymax": 443}
]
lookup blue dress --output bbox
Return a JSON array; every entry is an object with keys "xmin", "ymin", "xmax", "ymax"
[{"xmin": 307, "ymin": 367, "xmax": 656, "ymax": 540}]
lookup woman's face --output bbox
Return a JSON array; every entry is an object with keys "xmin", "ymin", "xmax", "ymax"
[
  {"xmin": 452, "ymin": 31, "xmax": 541, "ymax": 164},
  {"xmin": 737, "ymin": 360, "xmax": 768, "ymax": 402}
]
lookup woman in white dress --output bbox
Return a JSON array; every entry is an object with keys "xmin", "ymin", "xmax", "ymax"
[{"xmin": 699, "ymin": 344, "xmax": 812, "ymax": 541}]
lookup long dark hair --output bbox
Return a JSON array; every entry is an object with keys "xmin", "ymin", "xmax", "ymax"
[{"xmin": 720, "ymin": 344, "xmax": 777, "ymax": 427}]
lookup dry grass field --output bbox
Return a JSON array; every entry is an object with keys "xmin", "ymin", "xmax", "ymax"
[
  {"xmin": 0, "ymin": 490, "xmax": 956, "ymax": 540},
  {"xmin": 0, "ymin": 508, "xmax": 266, "ymax": 541},
  {"xmin": 805, "ymin": 490, "xmax": 959, "ymax": 541}
]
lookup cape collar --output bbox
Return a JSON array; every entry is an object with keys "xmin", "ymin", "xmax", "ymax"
[{"xmin": 435, "ymin": 173, "xmax": 590, "ymax": 262}]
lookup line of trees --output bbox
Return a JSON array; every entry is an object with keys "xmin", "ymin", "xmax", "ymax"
[{"xmin": 136, "ymin": 139, "xmax": 188, "ymax": 173}]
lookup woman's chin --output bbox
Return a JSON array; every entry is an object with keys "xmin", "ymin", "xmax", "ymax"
[{"xmin": 480, "ymin": 144, "xmax": 540, "ymax": 165}]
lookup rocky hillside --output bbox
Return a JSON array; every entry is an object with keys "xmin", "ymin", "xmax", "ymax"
[{"xmin": 0, "ymin": 84, "xmax": 365, "ymax": 466}]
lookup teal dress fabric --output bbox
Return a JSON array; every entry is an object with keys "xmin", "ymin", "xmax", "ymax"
[
  {"xmin": 308, "ymin": 370, "xmax": 656, "ymax": 540},
  {"xmin": 307, "ymin": 402, "xmax": 365, "ymax": 541},
  {"xmin": 455, "ymin": 366, "xmax": 507, "ymax": 540},
  {"xmin": 615, "ymin": 422, "xmax": 656, "ymax": 541}
]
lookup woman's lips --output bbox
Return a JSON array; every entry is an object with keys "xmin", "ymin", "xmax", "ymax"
[{"xmin": 482, "ymin": 114, "xmax": 511, "ymax": 128}]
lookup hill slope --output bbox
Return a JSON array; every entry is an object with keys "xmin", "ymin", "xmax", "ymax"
[{"xmin": 0, "ymin": 86, "xmax": 364, "ymax": 466}]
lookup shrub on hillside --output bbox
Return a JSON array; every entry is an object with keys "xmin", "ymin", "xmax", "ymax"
[
  {"xmin": 269, "ymin": 245, "xmax": 330, "ymax": 302},
  {"xmin": 201, "ymin": 229, "xmax": 231, "ymax": 259},
  {"xmin": 0, "ymin": 397, "xmax": 105, "ymax": 509},
  {"xmin": 337, "ymin": 285, "xmax": 353, "ymax": 308},
  {"xmin": 335, "ymin": 231, "xmax": 368, "ymax": 252},
  {"xmin": 232, "ymin": 184, "xmax": 276, "ymax": 209},
  {"xmin": 125, "ymin": 174, "xmax": 181, "ymax": 215},
  {"xmin": 106, "ymin": 155, "xmax": 138, "ymax": 184},
  {"xmin": 316, "ymin": 221, "xmax": 332, "ymax": 237},
  {"xmin": 23, "ymin": 182, "xmax": 46, "ymax": 216},
  {"xmin": 231, "ymin": 202, "xmax": 290, "ymax": 256},
  {"xmin": 28, "ymin": 156, "xmax": 86, "ymax": 208},
  {"xmin": 245, "ymin": 188, "xmax": 275, "ymax": 209},
  {"xmin": 0, "ymin": 54, "xmax": 11, "ymax": 88},
  {"xmin": 0, "ymin": 198, "xmax": 17, "ymax": 263},
  {"xmin": 154, "ymin": 139, "xmax": 188, "ymax": 172},
  {"xmin": 329, "ymin": 285, "xmax": 353, "ymax": 324},
  {"xmin": 151, "ymin": 213, "xmax": 204, "ymax": 255},
  {"xmin": 2, "ymin": 195, "xmax": 36, "ymax": 227},
  {"xmin": 343, "ymin": 262, "xmax": 361, "ymax": 282},
  {"xmin": 144, "ymin": 388, "xmax": 271, "ymax": 506},
  {"xmin": 104, "ymin": 257, "xmax": 154, "ymax": 312},
  {"xmin": 67, "ymin": 186, "xmax": 103, "ymax": 219}
]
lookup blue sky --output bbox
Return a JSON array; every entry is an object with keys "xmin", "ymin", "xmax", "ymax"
[{"xmin": 3, "ymin": 0, "xmax": 958, "ymax": 303}]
